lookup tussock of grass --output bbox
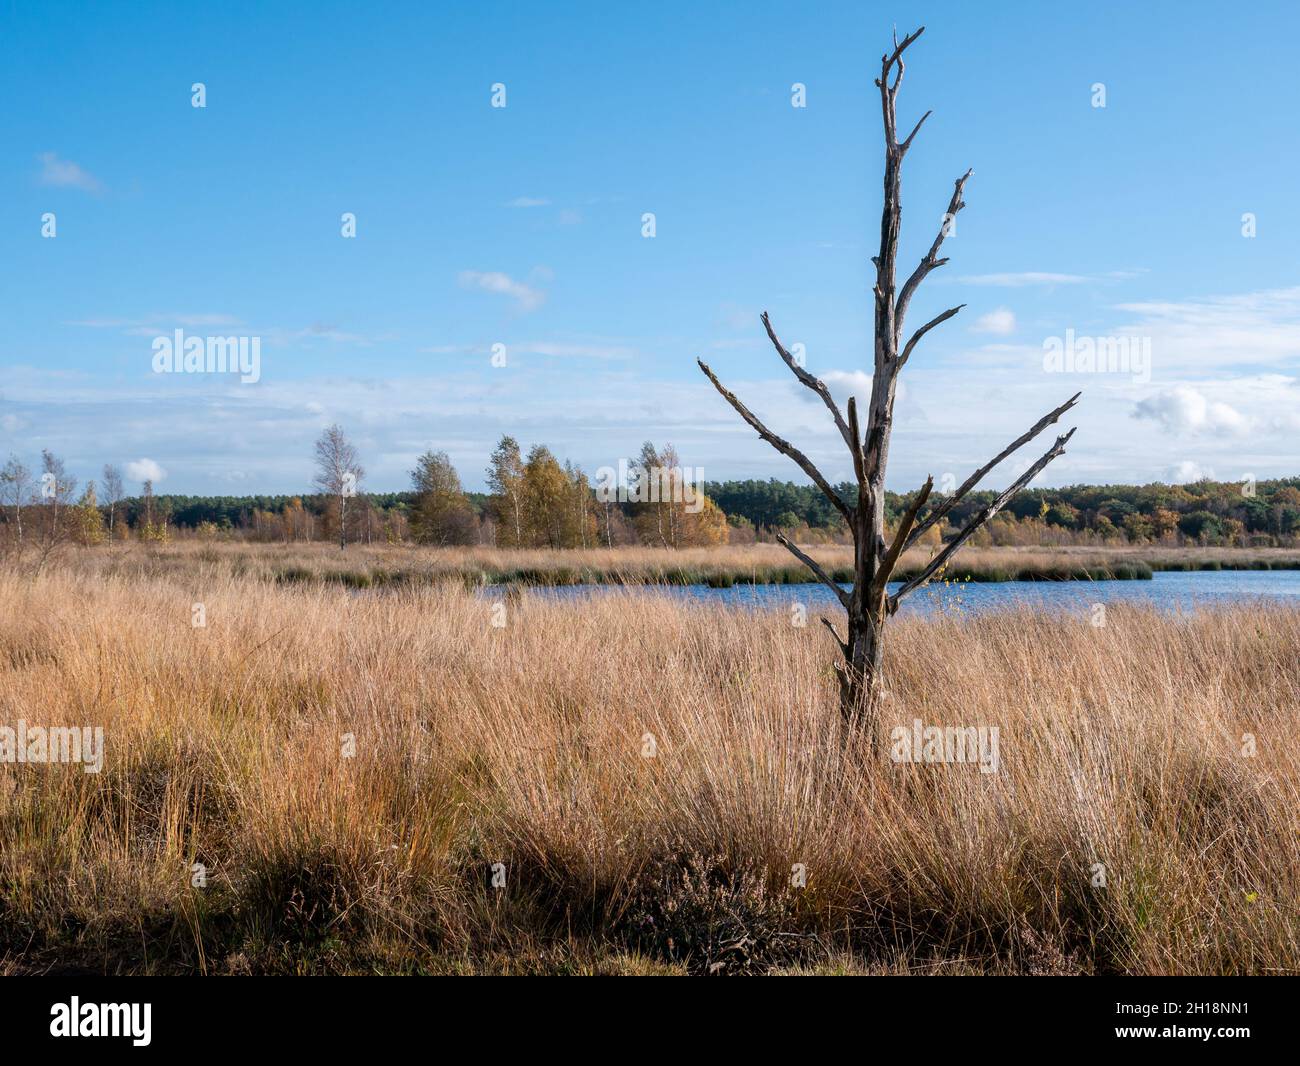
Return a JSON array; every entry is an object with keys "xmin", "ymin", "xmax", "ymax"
[{"xmin": 0, "ymin": 549, "xmax": 1297, "ymax": 974}]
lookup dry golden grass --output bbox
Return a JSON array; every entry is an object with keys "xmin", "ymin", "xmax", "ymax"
[{"xmin": 1, "ymin": 546, "xmax": 1297, "ymax": 974}]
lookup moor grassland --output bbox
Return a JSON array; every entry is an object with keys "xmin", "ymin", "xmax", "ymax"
[
  {"xmin": 0, "ymin": 545, "xmax": 1297, "ymax": 974},
  {"xmin": 27, "ymin": 538, "xmax": 1300, "ymax": 589}
]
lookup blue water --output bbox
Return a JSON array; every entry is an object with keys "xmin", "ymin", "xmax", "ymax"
[{"xmin": 497, "ymin": 569, "xmax": 1300, "ymax": 616}]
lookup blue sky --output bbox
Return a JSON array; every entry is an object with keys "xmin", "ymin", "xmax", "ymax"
[{"xmin": 3, "ymin": 0, "xmax": 1299, "ymax": 495}]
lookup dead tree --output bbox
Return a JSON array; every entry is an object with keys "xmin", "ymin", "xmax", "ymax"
[{"xmin": 697, "ymin": 27, "xmax": 1079, "ymax": 732}]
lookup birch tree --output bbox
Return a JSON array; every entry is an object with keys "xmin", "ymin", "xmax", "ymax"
[
  {"xmin": 102, "ymin": 464, "xmax": 124, "ymax": 536},
  {"xmin": 0, "ymin": 455, "xmax": 31, "ymax": 545},
  {"xmin": 487, "ymin": 436, "xmax": 525, "ymax": 548},
  {"xmin": 313, "ymin": 424, "xmax": 364, "ymax": 550}
]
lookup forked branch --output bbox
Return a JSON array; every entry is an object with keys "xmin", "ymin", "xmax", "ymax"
[
  {"xmin": 876, "ymin": 475, "xmax": 933, "ymax": 589},
  {"xmin": 761, "ymin": 311, "xmax": 855, "ymax": 451},
  {"xmin": 899, "ymin": 304, "xmax": 965, "ymax": 367},
  {"xmin": 891, "ymin": 427, "xmax": 1077, "ymax": 607},
  {"xmin": 820, "ymin": 616, "xmax": 849, "ymax": 657},
  {"xmin": 895, "ymin": 169, "xmax": 973, "ymax": 336},
  {"xmin": 876, "ymin": 27, "xmax": 926, "ymax": 148},
  {"xmin": 900, "ymin": 109, "xmax": 932, "ymax": 154},
  {"xmin": 904, "ymin": 391, "xmax": 1081, "ymax": 551},
  {"xmin": 697, "ymin": 358, "xmax": 852, "ymax": 523},
  {"xmin": 776, "ymin": 533, "xmax": 850, "ymax": 610},
  {"xmin": 877, "ymin": 27, "xmax": 926, "ymax": 97},
  {"xmin": 846, "ymin": 396, "xmax": 866, "ymax": 485}
]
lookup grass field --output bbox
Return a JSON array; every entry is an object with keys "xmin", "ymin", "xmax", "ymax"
[{"xmin": 1, "ymin": 545, "xmax": 1297, "ymax": 974}]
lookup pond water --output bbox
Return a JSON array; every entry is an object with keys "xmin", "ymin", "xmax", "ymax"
[{"xmin": 498, "ymin": 569, "xmax": 1300, "ymax": 616}]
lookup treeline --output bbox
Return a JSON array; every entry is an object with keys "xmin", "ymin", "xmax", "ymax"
[
  {"xmin": 705, "ymin": 479, "xmax": 854, "ymax": 535},
  {"xmin": 470, "ymin": 437, "xmax": 727, "ymax": 549},
  {"xmin": 711, "ymin": 476, "xmax": 1300, "ymax": 547},
  {"xmin": 130, "ymin": 491, "xmax": 484, "ymax": 529},
  {"xmin": 246, "ymin": 434, "xmax": 728, "ymax": 548},
  {"xmin": 6, "ymin": 435, "xmax": 1300, "ymax": 551},
  {"xmin": 890, "ymin": 478, "xmax": 1300, "ymax": 548},
  {"xmin": 0, "ymin": 433, "xmax": 729, "ymax": 551}
]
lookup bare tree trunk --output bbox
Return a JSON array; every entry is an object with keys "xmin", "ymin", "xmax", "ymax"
[{"xmin": 839, "ymin": 614, "xmax": 882, "ymax": 726}]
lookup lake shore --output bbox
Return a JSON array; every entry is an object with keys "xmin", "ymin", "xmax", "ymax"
[{"xmin": 40, "ymin": 540, "xmax": 1300, "ymax": 589}]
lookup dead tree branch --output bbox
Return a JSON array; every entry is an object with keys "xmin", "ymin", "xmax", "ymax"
[
  {"xmin": 905, "ymin": 392, "xmax": 1081, "ymax": 551},
  {"xmin": 895, "ymin": 170, "xmax": 972, "ymax": 336},
  {"xmin": 891, "ymin": 428, "xmax": 1077, "ymax": 608},
  {"xmin": 877, "ymin": 476, "xmax": 933, "ymax": 588},
  {"xmin": 697, "ymin": 358, "xmax": 852, "ymax": 524},
  {"xmin": 776, "ymin": 533, "xmax": 851, "ymax": 609},
  {"xmin": 899, "ymin": 305, "xmax": 965, "ymax": 368},
  {"xmin": 761, "ymin": 311, "xmax": 855, "ymax": 451}
]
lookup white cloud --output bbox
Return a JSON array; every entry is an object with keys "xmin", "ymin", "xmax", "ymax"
[
  {"xmin": 458, "ymin": 270, "xmax": 546, "ymax": 312},
  {"xmin": 505, "ymin": 196, "xmax": 550, "ymax": 208},
  {"xmin": 70, "ymin": 313, "xmax": 393, "ymax": 347},
  {"xmin": 817, "ymin": 369, "xmax": 898, "ymax": 413},
  {"xmin": 1132, "ymin": 386, "xmax": 1247, "ymax": 436},
  {"xmin": 1111, "ymin": 286, "xmax": 1300, "ymax": 371},
  {"xmin": 521, "ymin": 341, "xmax": 635, "ymax": 360},
  {"xmin": 125, "ymin": 458, "xmax": 167, "ymax": 484},
  {"xmin": 971, "ymin": 308, "xmax": 1016, "ymax": 335},
  {"xmin": 958, "ymin": 272, "xmax": 1090, "ymax": 287},
  {"xmin": 12, "ymin": 283, "xmax": 1300, "ymax": 495},
  {"xmin": 417, "ymin": 339, "xmax": 635, "ymax": 361},
  {"xmin": 264, "ymin": 323, "xmax": 377, "ymax": 345},
  {"xmin": 37, "ymin": 152, "xmax": 104, "ymax": 193},
  {"xmin": 0, "ymin": 353, "xmax": 1287, "ymax": 496},
  {"xmin": 956, "ymin": 270, "xmax": 1144, "ymax": 287},
  {"xmin": 1167, "ymin": 460, "xmax": 1214, "ymax": 484},
  {"xmin": 71, "ymin": 313, "xmax": 242, "ymax": 330}
]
